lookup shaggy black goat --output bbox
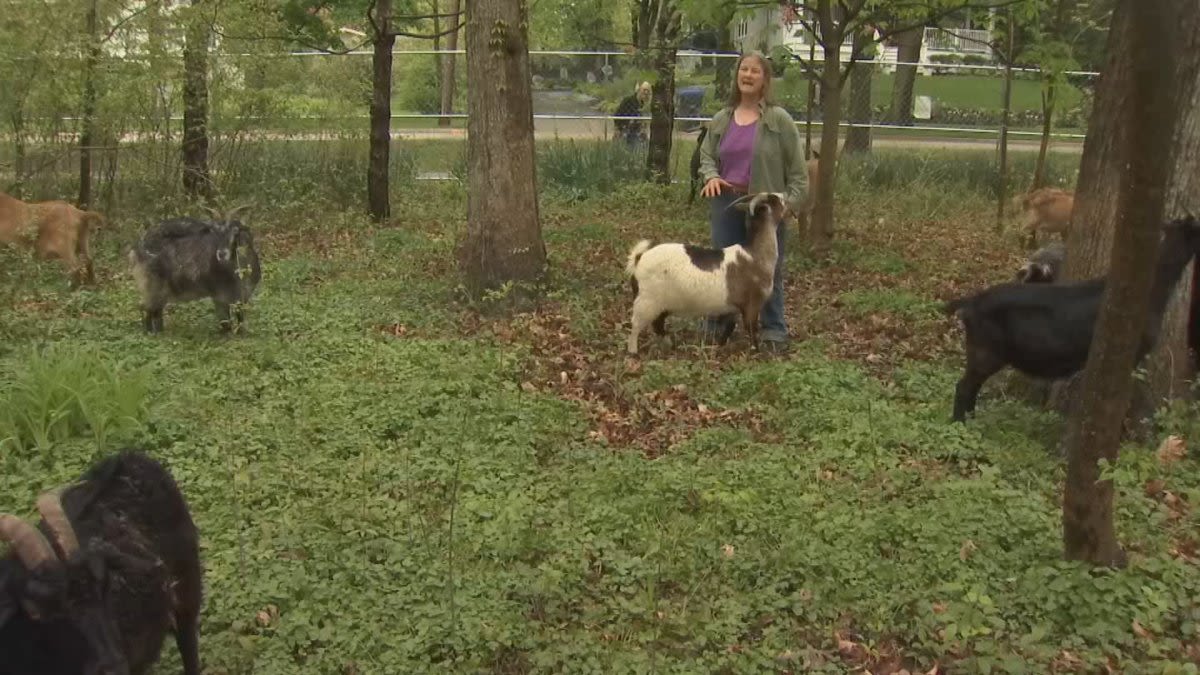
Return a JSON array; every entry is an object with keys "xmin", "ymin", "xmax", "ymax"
[
  {"xmin": 687, "ymin": 126, "xmax": 708, "ymax": 204},
  {"xmin": 129, "ymin": 205, "xmax": 262, "ymax": 334},
  {"xmin": 0, "ymin": 449, "xmax": 202, "ymax": 674},
  {"xmin": 1015, "ymin": 241, "xmax": 1067, "ymax": 283},
  {"xmin": 944, "ymin": 214, "xmax": 1200, "ymax": 422}
]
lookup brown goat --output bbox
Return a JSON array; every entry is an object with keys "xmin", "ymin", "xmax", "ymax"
[
  {"xmin": 795, "ymin": 151, "xmax": 821, "ymax": 237},
  {"xmin": 0, "ymin": 191, "xmax": 105, "ymax": 287},
  {"xmin": 1015, "ymin": 187, "xmax": 1074, "ymax": 248}
]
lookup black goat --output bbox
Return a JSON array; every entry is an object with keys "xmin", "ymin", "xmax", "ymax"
[
  {"xmin": 0, "ymin": 450, "xmax": 202, "ymax": 674},
  {"xmin": 944, "ymin": 214, "xmax": 1200, "ymax": 422},
  {"xmin": 128, "ymin": 205, "xmax": 262, "ymax": 334},
  {"xmin": 1015, "ymin": 241, "xmax": 1067, "ymax": 283},
  {"xmin": 687, "ymin": 126, "xmax": 708, "ymax": 204}
]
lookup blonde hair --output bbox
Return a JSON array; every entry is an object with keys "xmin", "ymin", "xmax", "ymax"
[{"xmin": 726, "ymin": 51, "xmax": 773, "ymax": 108}]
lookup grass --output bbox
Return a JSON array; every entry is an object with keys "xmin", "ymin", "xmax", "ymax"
[{"xmin": 1, "ymin": 147, "xmax": 1198, "ymax": 673}]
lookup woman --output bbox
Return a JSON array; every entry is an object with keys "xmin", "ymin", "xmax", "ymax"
[{"xmin": 696, "ymin": 51, "xmax": 808, "ymax": 354}]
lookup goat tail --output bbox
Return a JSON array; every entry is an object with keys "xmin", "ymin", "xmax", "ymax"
[{"xmin": 625, "ymin": 239, "xmax": 653, "ymax": 277}]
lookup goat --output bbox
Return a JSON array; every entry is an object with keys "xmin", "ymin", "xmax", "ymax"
[
  {"xmin": 0, "ymin": 191, "xmax": 105, "ymax": 288},
  {"xmin": 943, "ymin": 214, "xmax": 1200, "ymax": 422},
  {"xmin": 625, "ymin": 192, "xmax": 788, "ymax": 355},
  {"xmin": 0, "ymin": 449, "xmax": 202, "ymax": 674},
  {"xmin": 1015, "ymin": 241, "xmax": 1067, "ymax": 284},
  {"xmin": 687, "ymin": 126, "xmax": 709, "ymax": 204},
  {"xmin": 795, "ymin": 150, "xmax": 820, "ymax": 236},
  {"xmin": 1015, "ymin": 187, "xmax": 1074, "ymax": 248},
  {"xmin": 128, "ymin": 205, "xmax": 262, "ymax": 334}
]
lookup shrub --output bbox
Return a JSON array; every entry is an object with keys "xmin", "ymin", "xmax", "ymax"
[{"xmin": 0, "ymin": 343, "xmax": 151, "ymax": 457}]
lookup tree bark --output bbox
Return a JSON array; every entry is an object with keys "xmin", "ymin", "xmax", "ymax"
[
  {"xmin": 1032, "ymin": 81, "xmax": 1055, "ymax": 190},
  {"xmin": 887, "ymin": 26, "xmax": 923, "ymax": 125},
  {"xmin": 460, "ymin": 0, "xmax": 546, "ymax": 295},
  {"xmin": 1053, "ymin": 2, "xmax": 1200, "ymax": 422},
  {"xmin": 844, "ymin": 28, "xmax": 874, "ymax": 154},
  {"xmin": 439, "ymin": 0, "xmax": 461, "ymax": 127},
  {"xmin": 646, "ymin": 1, "xmax": 680, "ymax": 185},
  {"xmin": 368, "ymin": 0, "xmax": 395, "ymax": 222},
  {"xmin": 809, "ymin": 0, "xmax": 843, "ymax": 254},
  {"xmin": 996, "ymin": 14, "xmax": 1015, "ymax": 232},
  {"xmin": 182, "ymin": 0, "xmax": 212, "ymax": 200},
  {"xmin": 713, "ymin": 3, "xmax": 735, "ymax": 103},
  {"xmin": 78, "ymin": 0, "xmax": 99, "ymax": 209},
  {"xmin": 1061, "ymin": 0, "xmax": 1181, "ymax": 568}
]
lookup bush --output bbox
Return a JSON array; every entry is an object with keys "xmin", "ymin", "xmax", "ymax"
[{"xmin": 0, "ymin": 343, "xmax": 151, "ymax": 457}]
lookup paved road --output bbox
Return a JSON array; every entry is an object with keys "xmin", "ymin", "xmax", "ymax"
[{"xmin": 386, "ymin": 88, "xmax": 1084, "ymax": 154}]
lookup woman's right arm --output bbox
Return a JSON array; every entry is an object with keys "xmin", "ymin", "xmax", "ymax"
[{"xmin": 698, "ymin": 115, "xmax": 731, "ymax": 197}]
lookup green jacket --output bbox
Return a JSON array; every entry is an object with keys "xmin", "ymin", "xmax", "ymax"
[{"xmin": 697, "ymin": 101, "xmax": 808, "ymax": 214}]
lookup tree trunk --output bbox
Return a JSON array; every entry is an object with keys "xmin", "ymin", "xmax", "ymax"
[
  {"xmin": 1052, "ymin": 2, "xmax": 1200, "ymax": 423},
  {"xmin": 78, "ymin": 0, "xmax": 99, "ymax": 209},
  {"xmin": 633, "ymin": 0, "xmax": 653, "ymax": 50},
  {"xmin": 439, "ymin": 0, "xmax": 461, "ymax": 127},
  {"xmin": 996, "ymin": 30, "xmax": 1014, "ymax": 233},
  {"xmin": 810, "ymin": 0, "xmax": 843, "ymax": 254},
  {"xmin": 1032, "ymin": 82, "xmax": 1055, "ymax": 190},
  {"xmin": 1061, "ymin": 0, "xmax": 1184, "ymax": 568},
  {"xmin": 713, "ymin": 4, "xmax": 735, "ymax": 103},
  {"xmin": 887, "ymin": 26, "xmax": 923, "ymax": 125},
  {"xmin": 182, "ymin": 0, "xmax": 212, "ymax": 200},
  {"xmin": 459, "ymin": 0, "xmax": 546, "ymax": 295},
  {"xmin": 368, "ymin": 0, "xmax": 395, "ymax": 222},
  {"xmin": 844, "ymin": 28, "xmax": 874, "ymax": 154},
  {"xmin": 646, "ymin": 0, "xmax": 680, "ymax": 184}
]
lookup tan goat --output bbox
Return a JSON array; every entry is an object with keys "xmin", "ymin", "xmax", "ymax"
[
  {"xmin": 0, "ymin": 191, "xmax": 105, "ymax": 287},
  {"xmin": 796, "ymin": 151, "xmax": 822, "ymax": 236},
  {"xmin": 1015, "ymin": 187, "xmax": 1074, "ymax": 248}
]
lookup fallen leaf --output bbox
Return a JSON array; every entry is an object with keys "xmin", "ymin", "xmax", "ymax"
[
  {"xmin": 959, "ymin": 539, "xmax": 977, "ymax": 561},
  {"xmin": 1132, "ymin": 619, "xmax": 1151, "ymax": 639},
  {"xmin": 721, "ymin": 544, "xmax": 735, "ymax": 559},
  {"xmin": 1145, "ymin": 479, "xmax": 1166, "ymax": 497}
]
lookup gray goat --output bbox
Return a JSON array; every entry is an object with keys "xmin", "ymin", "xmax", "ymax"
[
  {"xmin": 1015, "ymin": 241, "xmax": 1066, "ymax": 284},
  {"xmin": 128, "ymin": 205, "xmax": 262, "ymax": 334}
]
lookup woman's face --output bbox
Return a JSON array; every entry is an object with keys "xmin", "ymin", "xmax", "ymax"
[{"xmin": 737, "ymin": 58, "xmax": 766, "ymax": 100}]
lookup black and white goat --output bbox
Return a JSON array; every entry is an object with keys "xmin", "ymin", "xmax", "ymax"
[
  {"xmin": 624, "ymin": 192, "xmax": 788, "ymax": 355},
  {"xmin": 944, "ymin": 214, "xmax": 1200, "ymax": 422},
  {"xmin": 129, "ymin": 205, "xmax": 262, "ymax": 334},
  {"xmin": 0, "ymin": 449, "xmax": 202, "ymax": 674}
]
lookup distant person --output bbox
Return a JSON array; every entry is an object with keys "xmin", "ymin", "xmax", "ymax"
[
  {"xmin": 613, "ymin": 81, "xmax": 652, "ymax": 148},
  {"xmin": 695, "ymin": 51, "xmax": 807, "ymax": 354}
]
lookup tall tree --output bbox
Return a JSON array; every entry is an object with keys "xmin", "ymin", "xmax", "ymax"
[
  {"xmin": 270, "ymin": 1, "xmax": 464, "ymax": 220},
  {"xmin": 646, "ymin": 0, "xmax": 681, "ymax": 184},
  {"xmin": 1061, "ymin": 0, "xmax": 1190, "ymax": 567},
  {"xmin": 182, "ymin": 0, "xmax": 213, "ymax": 200},
  {"xmin": 79, "ymin": 0, "xmax": 101, "ymax": 209},
  {"xmin": 886, "ymin": 26, "xmax": 923, "ymax": 125},
  {"xmin": 1053, "ymin": 0, "xmax": 1200, "ymax": 423},
  {"xmin": 784, "ymin": 0, "xmax": 1004, "ymax": 253},
  {"xmin": 367, "ymin": 0, "xmax": 396, "ymax": 221},
  {"xmin": 459, "ymin": 0, "xmax": 547, "ymax": 295},
  {"xmin": 844, "ymin": 26, "xmax": 874, "ymax": 153}
]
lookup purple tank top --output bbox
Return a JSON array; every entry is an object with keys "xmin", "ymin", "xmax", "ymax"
[{"xmin": 718, "ymin": 116, "xmax": 758, "ymax": 188}]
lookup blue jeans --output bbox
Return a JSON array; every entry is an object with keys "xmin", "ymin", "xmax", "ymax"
[{"xmin": 702, "ymin": 191, "xmax": 788, "ymax": 341}]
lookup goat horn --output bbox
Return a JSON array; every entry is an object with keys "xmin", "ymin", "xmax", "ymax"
[
  {"xmin": 724, "ymin": 194, "xmax": 754, "ymax": 212},
  {"xmin": 0, "ymin": 514, "xmax": 57, "ymax": 570},
  {"xmin": 201, "ymin": 205, "xmax": 223, "ymax": 221},
  {"xmin": 224, "ymin": 204, "xmax": 252, "ymax": 223},
  {"xmin": 36, "ymin": 491, "xmax": 79, "ymax": 559}
]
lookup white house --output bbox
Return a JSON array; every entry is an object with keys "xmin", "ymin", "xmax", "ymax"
[{"xmin": 731, "ymin": 4, "xmax": 997, "ymax": 74}]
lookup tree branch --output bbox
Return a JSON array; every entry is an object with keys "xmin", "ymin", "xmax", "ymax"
[
  {"xmin": 389, "ymin": 21, "xmax": 465, "ymax": 40},
  {"xmin": 101, "ymin": 2, "xmax": 156, "ymax": 44}
]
